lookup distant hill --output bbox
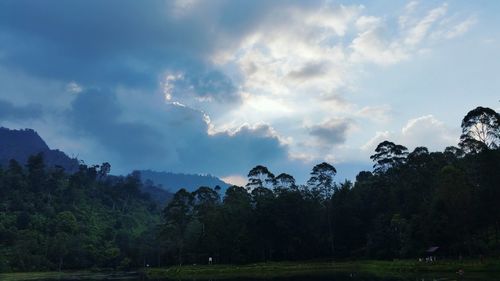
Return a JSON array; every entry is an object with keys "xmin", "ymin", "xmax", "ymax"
[
  {"xmin": 139, "ymin": 170, "xmax": 230, "ymax": 193},
  {"xmin": 0, "ymin": 127, "xmax": 226, "ymax": 201},
  {"xmin": 0, "ymin": 127, "xmax": 80, "ymax": 172},
  {"xmin": 140, "ymin": 180, "xmax": 173, "ymax": 206}
]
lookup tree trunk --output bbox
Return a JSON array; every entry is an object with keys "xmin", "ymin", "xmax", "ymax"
[{"xmin": 58, "ymin": 257, "xmax": 63, "ymax": 272}]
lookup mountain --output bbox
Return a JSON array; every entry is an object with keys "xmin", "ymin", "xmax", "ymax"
[
  {"xmin": 139, "ymin": 170, "xmax": 230, "ymax": 193},
  {"xmin": 0, "ymin": 127, "xmax": 79, "ymax": 172},
  {"xmin": 140, "ymin": 180, "xmax": 173, "ymax": 206},
  {"xmin": 0, "ymin": 127, "xmax": 175, "ymax": 203},
  {"xmin": 0, "ymin": 127, "xmax": 225, "ymax": 199}
]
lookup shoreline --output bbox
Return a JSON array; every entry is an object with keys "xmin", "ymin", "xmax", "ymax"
[
  {"xmin": 145, "ymin": 259, "xmax": 500, "ymax": 279},
  {"xmin": 2, "ymin": 260, "xmax": 500, "ymax": 280},
  {"xmin": 0, "ymin": 271, "xmax": 139, "ymax": 281}
]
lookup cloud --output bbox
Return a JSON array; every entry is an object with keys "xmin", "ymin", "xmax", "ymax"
[
  {"xmin": 0, "ymin": 99, "xmax": 42, "ymax": 120},
  {"xmin": 0, "ymin": 0, "xmax": 267, "ymax": 90},
  {"xmin": 361, "ymin": 131, "xmax": 391, "ymax": 151},
  {"xmin": 287, "ymin": 62, "xmax": 329, "ymax": 82},
  {"xmin": 220, "ymin": 175, "xmax": 247, "ymax": 187},
  {"xmin": 399, "ymin": 1, "xmax": 419, "ymax": 28},
  {"xmin": 65, "ymin": 88, "xmax": 288, "ymax": 175},
  {"xmin": 361, "ymin": 115, "xmax": 459, "ymax": 154},
  {"xmin": 161, "ymin": 69, "xmax": 240, "ymax": 110},
  {"xmin": 0, "ymin": 0, "xmax": 478, "ymax": 180},
  {"xmin": 350, "ymin": 24, "xmax": 408, "ymax": 65},
  {"xmin": 350, "ymin": 2, "xmax": 473, "ymax": 65},
  {"xmin": 446, "ymin": 17, "xmax": 477, "ymax": 39},
  {"xmin": 400, "ymin": 115, "xmax": 458, "ymax": 151},
  {"xmin": 68, "ymin": 89, "xmax": 169, "ymax": 166},
  {"xmin": 404, "ymin": 3, "xmax": 448, "ymax": 46},
  {"xmin": 356, "ymin": 105, "xmax": 392, "ymax": 123},
  {"xmin": 432, "ymin": 16, "xmax": 477, "ymax": 40},
  {"xmin": 308, "ymin": 118, "xmax": 354, "ymax": 146}
]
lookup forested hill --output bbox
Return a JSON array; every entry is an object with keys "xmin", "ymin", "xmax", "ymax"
[
  {"xmin": 0, "ymin": 127, "xmax": 79, "ymax": 172},
  {"xmin": 139, "ymin": 170, "xmax": 230, "ymax": 193},
  {"xmin": 0, "ymin": 156, "xmax": 164, "ymax": 272},
  {"xmin": 0, "ymin": 127, "xmax": 228, "ymax": 198}
]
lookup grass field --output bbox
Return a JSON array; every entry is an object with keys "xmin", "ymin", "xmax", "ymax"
[
  {"xmin": 0, "ymin": 271, "xmax": 138, "ymax": 281},
  {"xmin": 145, "ymin": 259, "xmax": 500, "ymax": 279},
  {"xmin": 2, "ymin": 260, "xmax": 500, "ymax": 280}
]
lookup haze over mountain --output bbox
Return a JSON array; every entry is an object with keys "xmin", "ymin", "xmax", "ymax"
[
  {"xmin": 139, "ymin": 170, "xmax": 230, "ymax": 193},
  {"xmin": 0, "ymin": 127, "xmax": 230, "ymax": 196}
]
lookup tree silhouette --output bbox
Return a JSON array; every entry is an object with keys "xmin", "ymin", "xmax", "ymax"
[
  {"xmin": 275, "ymin": 173, "xmax": 296, "ymax": 190},
  {"xmin": 246, "ymin": 165, "xmax": 275, "ymax": 190},
  {"xmin": 307, "ymin": 162, "xmax": 337, "ymax": 197},
  {"xmin": 459, "ymin": 106, "xmax": 500, "ymax": 153},
  {"xmin": 370, "ymin": 140, "xmax": 409, "ymax": 174}
]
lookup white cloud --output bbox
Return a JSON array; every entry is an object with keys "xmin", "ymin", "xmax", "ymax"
[
  {"xmin": 304, "ymin": 4, "xmax": 364, "ymax": 36},
  {"xmin": 171, "ymin": 0, "xmax": 201, "ymax": 18},
  {"xmin": 221, "ymin": 175, "xmax": 247, "ymax": 187},
  {"xmin": 66, "ymin": 82, "xmax": 82, "ymax": 94},
  {"xmin": 356, "ymin": 105, "xmax": 392, "ymax": 123},
  {"xmin": 350, "ymin": 25, "xmax": 408, "ymax": 65},
  {"xmin": 361, "ymin": 115, "xmax": 459, "ymax": 155},
  {"xmin": 356, "ymin": 16, "xmax": 382, "ymax": 31},
  {"xmin": 361, "ymin": 131, "xmax": 392, "ymax": 151},
  {"xmin": 349, "ymin": 2, "xmax": 475, "ymax": 65},
  {"xmin": 401, "ymin": 115, "xmax": 458, "ymax": 151},
  {"xmin": 399, "ymin": 1, "xmax": 419, "ymax": 28},
  {"xmin": 404, "ymin": 3, "xmax": 448, "ymax": 46},
  {"xmin": 206, "ymin": 1, "xmax": 475, "ymax": 168},
  {"xmin": 444, "ymin": 16, "xmax": 477, "ymax": 39}
]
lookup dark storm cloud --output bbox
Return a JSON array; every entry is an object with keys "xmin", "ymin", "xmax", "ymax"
[
  {"xmin": 170, "ymin": 69, "xmax": 240, "ymax": 104},
  {"xmin": 178, "ymin": 124, "xmax": 288, "ymax": 175},
  {"xmin": 0, "ymin": 0, "xmax": 323, "ymax": 176},
  {"xmin": 67, "ymin": 88, "xmax": 287, "ymax": 175},
  {"xmin": 0, "ymin": 0, "xmax": 321, "ymax": 89},
  {"xmin": 0, "ymin": 99, "xmax": 42, "ymax": 120},
  {"xmin": 68, "ymin": 89, "xmax": 169, "ymax": 165},
  {"xmin": 0, "ymin": 0, "xmax": 233, "ymax": 89}
]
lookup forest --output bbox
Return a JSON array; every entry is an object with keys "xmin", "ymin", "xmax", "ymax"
[
  {"xmin": 0, "ymin": 159, "xmax": 162, "ymax": 271},
  {"xmin": 0, "ymin": 106, "xmax": 498, "ymax": 271}
]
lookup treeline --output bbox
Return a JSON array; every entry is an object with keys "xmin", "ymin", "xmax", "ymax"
[
  {"xmin": 0, "ymin": 106, "xmax": 498, "ymax": 272},
  {"xmin": 0, "ymin": 156, "xmax": 162, "ymax": 272},
  {"xmin": 160, "ymin": 106, "xmax": 500, "ymax": 264}
]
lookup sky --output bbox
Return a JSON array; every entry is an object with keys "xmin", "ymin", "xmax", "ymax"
[{"xmin": 0, "ymin": 0, "xmax": 499, "ymax": 185}]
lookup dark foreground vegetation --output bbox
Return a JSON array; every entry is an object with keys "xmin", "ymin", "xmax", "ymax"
[{"xmin": 0, "ymin": 106, "xmax": 499, "ymax": 273}]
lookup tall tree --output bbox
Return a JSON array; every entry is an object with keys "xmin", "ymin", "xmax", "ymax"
[
  {"xmin": 162, "ymin": 189, "xmax": 194, "ymax": 265},
  {"xmin": 275, "ymin": 173, "xmax": 296, "ymax": 190},
  {"xmin": 370, "ymin": 141, "xmax": 409, "ymax": 174},
  {"xmin": 307, "ymin": 162, "xmax": 337, "ymax": 198},
  {"xmin": 459, "ymin": 106, "xmax": 500, "ymax": 153},
  {"xmin": 246, "ymin": 165, "xmax": 275, "ymax": 190},
  {"xmin": 307, "ymin": 162, "xmax": 337, "ymax": 255}
]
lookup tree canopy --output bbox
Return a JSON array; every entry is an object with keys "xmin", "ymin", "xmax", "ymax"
[{"xmin": 1, "ymin": 106, "xmax": 499, "ymax": 271}]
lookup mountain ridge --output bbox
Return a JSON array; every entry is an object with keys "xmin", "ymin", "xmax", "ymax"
[
  {"xmin": 0, "ymin": 127, "xmax": 80, "ymax": 172},
  {"xmin": 139, "ymin": 169, "xmax": 230, "ymax": 193},
  {"xmin": 0, "ymin": 126, "xmax": 231, "ymax": 195}
]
